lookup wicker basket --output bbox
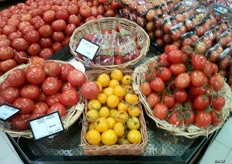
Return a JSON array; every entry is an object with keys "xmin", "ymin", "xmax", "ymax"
[
  {"xmin": 132, "ymin": 57, "xmax": 232, "ymax": 139},
  {"xmin": 0, "ymin": 60, "xmax": 85, "ymax": 139},
  {"xmin": 69, "ymin": 17, "xmax": 150, "ymax": 70},
  {"xmin": 81, "ymin": 69, "xmax": 148, "ymax": 155}
]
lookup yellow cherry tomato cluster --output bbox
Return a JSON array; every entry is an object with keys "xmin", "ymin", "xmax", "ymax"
[{"xmin": 85, "ymin": 69, "xmax": 142, "ymax": 146}]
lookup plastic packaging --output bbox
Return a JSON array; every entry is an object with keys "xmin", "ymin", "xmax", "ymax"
[
  {"xmin": 216, "ymin": 27, "xmax": 232, "ymax": 48},
  {"xmin": 205, "ymin": 43, "xmax": 224, "ymax": 63},
  {"xmin": 181, "ymin": 31, "xmax": 197, "ymax": 46}
]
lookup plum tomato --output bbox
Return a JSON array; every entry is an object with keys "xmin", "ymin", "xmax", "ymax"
[
  {"xmin": 20, "ymin": 84, "xmax": 40, "ymax": 99},
  {"xmin": 212, "ymin": 96, "xmax": 225, "ymax": 111},
  {"xmin": 39, "ymin": 48, "xmax": 54, "ymax": 59},
  {"xmin": 12, "ymin": 114, "xmax": 31, "ymax": 130},
  {"xmin": 47, "ymin": 102, "xmax": 67, "ymax": 117},
  {"xmin": 67, "ymin": 69, "xmax": 86, "ymax": 87},
  {"xmin": 2, "ymin": 87, "xmax": 20, "ymax": 103},
  {"xmin": 6, "ymin": 68, "xmax": 26, "ymax": 87},
  {"xmin": 43, "ymin": 10, "xmax": 55, "ymax": 23},
  {"xmin": 195, "ymin": 111, "xmax": 212, "ymax": 128},
  {"xmin": 32, "ymin": 102, "xmax": 49, "ymax": 114},
  {"xmin": 26, "ymin": 66, "xmax": 46, "ymax": 85},
  {"xmin": 43, "ymin": 61, "xmax": 61, "ymax": 77},
  {"xmin": 175, "ymin": 73, "xmax": 190, "ymax": 89},
  {"xmin": 168, "ymin": 111, "xmax": 183, "ymax": 126},
  {"xmin": 190, "ymin": 70, "xmax": 206, "ymax": 87},
  {"xmin": 79, "ymin": 5, "xmax": 91, "ymax": 18},
  {"xmin": 149, "ymin": 77, "xmax": 165, "ymax": 92},
  {"xmin": 193, "ymin": 94, "xmax": 210, "ymax": 111},
  {"xmin": 60, "ymin": 89, "xmax": 79, "ymax": 107},
  {"xmin": 80, "ymin": 81, "xmax": 100, "ymax": 100},
  {"xmin": 46, "ymin": 93, "xmax": 61, "ymax": 107},
  {"xmin": 59, "ymin": 63, "xmax": 75, "ymax": 81},
  {"xmin": 42, "ymin": 77, "xmax": 61, "ymax": 96},
  {"xmin": 55, "ymin": 9, "xmax": 69, "ymax": 20},
  {"xmin": 153, "ymin": 103, "xmax": 168, "ymax": 120},
  {"xmin": 13, "ymin": 97, "xmax": 35, "ymax": 114},
  {"xmin": 52, "ymin": 31, "xmax": 65, "ymax": 42}
]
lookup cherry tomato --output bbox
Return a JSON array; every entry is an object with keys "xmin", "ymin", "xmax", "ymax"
[
  {"xmin": 209, "ymin": 74, "xmax": 224, "ymax": 91},
  {"xmin": 32, "ymin": 102, "xmax": 49, "ymax": 114},
  {"xmin": 20, "ymin": 84, "xmax": 40, "ymax": 99},
  {"xmin": 67, "ymin": 69, "xmax": 86, "ymax": 87},
  {"xmin": 212, "ymin": 96, "xmax": 225, "ymax": 111},
  {"xmin": 42, "ymin": 77, "xmax": 61, "ymax": 96},
  {"xmin": 167, "ymin": 50, "xmax": 183, "ymax": 63},
  {"xmin": 12, "ymin": 114, "xmax": 31, "ymax": 130},
  {"xmin": 114, "ymin": 55, "xmax": 123, "ymax": 65},
  {"xmin": 2, "ymin": 87, "xmax": 20, "ymax": 103},
  {"xmin": 159, "ymin": 53, "xmax": 170, "ymax": 67},
  {"xmin": 46, "ymin": 93, "xmax": 61, "ymax": 107},
  {"xmin": 6, "ymin": 68, "xmax": 26, "ymax": 87},
  {"xmin": 153, "ymin": 103, "xmax": 168, "ymax": 120},
  {"xmin": 195, "ymin": 111, "xmax": 212, "ymax": 128},
  {"xmin": 60, "ymin": 89, "xmax": 79, "ymax": 107},
  {"xmin": 26, "ymin": 66, "xmax": 46, "ymax": 85},
  {"xmin": 193, "ymin": 94, "xmax": 210, "ymax": 111},
  {"xmin": 175, "ymin": 73, "xmax": 190, "ymax": 89},
  {"xmin": 146, "ymin": 93, "xmax": 160, "ymax": 108},
  {"xmin": 47, "ymin": 102, "xmax": 67, "ymax": 117},
  {"xmin": 156, "ymin": 67, "xmax": 172, "ymax": 82},
  {"xmin": 174, "ymin": 89, "xmax": 187, "ymax": 103},
  {"xmin": 203, "ymin": 61, "xmax": 213, "ymax": 78},
  {"xmin": 13, "ymin": 97, "xmax": 35, "ymax": 114},
  {"xmin": 44, "ymin": 61, "xmax": 61, "ymax": 77},
  {"xmin": 184, "ymin": 110, "xmax": 195, "ymax": 125},
  {"xmin": 149, "ymin": 77, "xmax": 165, "ymax": 92},
  {"xmin": 169, "ymin": 63, "xmax": 186, "ymax": 76},
  {"xmin": 211, "ymin": 110, "xmax": 222, "ymax": 125},
  {"xmin": 80, "ymin": 81, "xmax": 100, "ymax": 100},
  {"xmin": 163, "ymin": 93, "xmax": 175, "ymax": 108},
  {"xmin": 140, "ymin": 82, "xmax": 152, "ymax": 96},
  {"xmin": 190, "ymin": 70, "xmax": 206, "ymax": 87},
  {"xmin": 189, "ymin": 86, "xmax": 206, "ymax": 96},
  {"xmin": 164, "ymin": 44, "xmax": 178, "ymax": 54},
  {"xmin": 191, "ymin": 54, "xmax": 206, "ymax": 70},
  {"xmin": 168, "ymin": 111, "xmax": 183, "ymax": 126}
]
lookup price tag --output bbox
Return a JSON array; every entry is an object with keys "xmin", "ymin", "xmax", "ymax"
[
  {"xmin": 29, "ymin": 112, "xmax": 64, "ymax": 140},
  {"xmin": 0, "ymin": 104, "xmax": 20, "ymax": 121},
  {"xmin": 75, "ymin": 38, "xmax": 100, "ymax": 60}
]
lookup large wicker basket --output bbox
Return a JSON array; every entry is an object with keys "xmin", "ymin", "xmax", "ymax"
[
  {"xmin": 69, "ymin": 17, "xmax": 150, "ymax": 70},
  {"xmin": 81, "ymin": 69, "xmax": 148, "ymax": 155},
  {"xmin": 132, "ymin": 57, "xmax": 232, "ymax": 139},
  {"xmin": 0, "ymin": 60, "xmax": 85, "ymax": 139}
]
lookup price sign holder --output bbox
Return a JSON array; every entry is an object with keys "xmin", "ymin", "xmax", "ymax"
[
  {"xmin": 75, "ymin": 38, "xmax": 100, "ymax": 60},
  {"xmin": 29, "ymin": 111, "xmax": 64, "ymax": 141},
  {"xmin": 0, "ymin": 104, "xmax": 20, "ymax": 121}
]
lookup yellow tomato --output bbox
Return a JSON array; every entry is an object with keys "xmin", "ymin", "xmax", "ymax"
[
  {"xmin": 96, "ymin": 82, "xmax": 102, "ymax": 92},
  {"xmin": 121, "ymin": 74, "xmax": 132, "ymax": 85},
  {"xmin": 101, "ymin": 129, "xmax": 118, "ymax": 145},
  {"xmin": 97, "ymin": 93, "xmax": 107, "ymax": 104},
  {"xmin": 113, "ymin": 85, "xmax": 126, "ymax": 97},
  {"xmin": 118, "ymin": 137, "xmax": 130, "ymax": 145},
  {"xmin": 99, "ymin": 106, "xmax": 110, "ymax": 118},
  {"xmin": 94, "ymin": 117, "xmax": 109, "ymax": 132},
  {"xmin": 88, "ymin": 122, "xmax": 95, "ymax": 130},
  {"xmin": 86, "ymin": 129, "xmax": 101, "ymax": 145},
  {"xmin": 126, "ymin": 117, "xmax": 140, "ymax": 130},
  {"xmin": 107, "ymin": 95, "xmax": 119, "ymax": 108},
  {"xmin": 86, "ymin": 109, "xmax": 99, "ymax": 123},
  {"xmin": 125, "ymin": 93, "xmax": 138, "ymax": 105},
  {"xmin": 128, "ymin": 105, "xmax": 141, "ymax": 117},
  {"xmin": 127, "ymin": 129, "xmax": 142, "ymax": 144},
  {"xmin": 107, "ymin": 117, "xmax": 116, "ymax": 129},
  {"xmin": 110, "ymin": 69, "xmax": 123, "ymax": 81},
  {"xmin": 113, "ymin": 122, "xmax": 125, "ymax": 137},
  {"xmin": 109, "ymin": 109, "xmax": 118, "ymax": 118},
  {"xmin": 117, "ymin": 102, "xmax": 129, "ymax": 112},
  {"xmin": 87, "ymin": 99, "xmax": 101, "ymax": 110},
  {"xmin": 97, "ymin": 73, "xmax": 110, "ymax": 87},
  {"xmin": 109, "ymin": 79, "xmax": 120, "ymax": 88},
  {"xmin": 115, "ymin": 111, "xmax": 128, "ymax": 123},
  {"xmin": 103, "ymin": 87, "xmax": 113, "ymax": 96}
]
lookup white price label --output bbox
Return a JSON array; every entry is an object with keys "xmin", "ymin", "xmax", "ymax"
[
  {"xmin": 75, "ymin": 38, "xmax": 100, "ymax": 60},
  {"xmin": 29, "ymin": 112, "xmax": 64, "ymax": 140},
  {"xmin": 0, "ymin": 104, "xmax": 20, "ymax": 121}
]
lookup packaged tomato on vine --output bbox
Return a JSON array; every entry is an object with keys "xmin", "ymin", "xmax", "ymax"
[
  {"xmin": 205, "ymin": 43, "xmax": 224, "ymax": 63},
  {"xmin": 216, "ymin": 27, "xmax": 232, "ymax": 48},
  {"xmin": 161, "ymin": 15, "xmax": 177, "ymax": 34},
  {"xmin": 170, "ymin": 23, "xmax": 187, "ymax": 45},
  {"xmin": 217, "ymin": 46, "xmax": 232, "ymax": 77}
]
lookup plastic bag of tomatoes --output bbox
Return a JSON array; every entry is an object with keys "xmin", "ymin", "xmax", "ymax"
[
  {"xmin": 0, "ymin": 59, "xmax": 85, "ymax": 139},
  {"xmin": 132, "ymin": 44, "xmax": 232, "ymax": 139}
]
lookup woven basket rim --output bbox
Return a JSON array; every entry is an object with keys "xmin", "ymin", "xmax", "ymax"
[
  {"xmin": 132, "ymin": 56, "xmax": 232, "ymax": 139},
  {"xmin": 0, "ymin": 60, "xmax": 85, "ymax": 139},
  {"xmin": 69, "ymin": 17, "xmax": 150, "ymax": 70}
]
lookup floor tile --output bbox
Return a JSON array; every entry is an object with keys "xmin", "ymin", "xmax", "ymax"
[
  {"xmin": 0, "ymin": 153, "xmax": 23, "ymax": 164},
  {"xmin": 225, "ymin": 150, "xmax": 232, "ymax": 163}
]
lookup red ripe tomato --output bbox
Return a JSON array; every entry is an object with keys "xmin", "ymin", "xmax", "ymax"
[
  {"xmin": 55, "ymin": 9, "xmax": 69, "ymax": 20},
  {"xmin": 163, "ymin": 93, "xmax": 175, "ymax": 108},
  {"xmin": 20, "ymin": 84, "xmax": 40, "ymax": 99},
  {"xmin": 35, "ymin": 92, "xmax": 47, "ymax": 102},
  {"xmin": 159, "ymin": 53, "xmax": 170, "ymax": 67},
  {"xmin": 146, "ymin": 93, "xmax": 160, "ymax": 108},
  {"xmin": 39, "ymin": 48, "xmax": 54, "ymax": 59},
  {"xmin": 149, "ymin": 77, "xmax": 165, "ymax": 92},
  {"xmin": 2, "ymin": 25, "xmax": 17, "ymax": 36},
  {"xmin": 44, "ymin": 61, "xmax": 61, "ymax": 77},
  {"xmin": 47, "ymin": 102, "xmax": 67, "ymax": 117},
  {"xmin": 39, "ymin": 38, "xmax": 53, "ymax": 48},
  {"xmin": 60, "ymin": 63, "xmax": 75, "ymax": 81},
  {"xmin": 13, "ymin": 97, "xmax": 35, "ymax": 114},
  {"xmin": 38, "ymin": 25, "xmax": 53, "ymax": 38},
  {"xmin": 2, "ymin": 87, "xmax": 20, "ymax": 103},
  {"xmin": 190, "ymin": 70, "xmax": 206, "ymax": 87},
  {"xmin": 6, "ymin": 68, "xmax": 26, "ymax": 87},
  {"xmin": 168, "ymin": 111, "xmax": 183, "ymax": 126},
  {"xmin": 67, "ymin": 69, "xmax": 86, "ymax": 87},
  {"xmin": 114, "ymin": 55, "xmax": 123, "ymax": 65},
  {"xmin": 29, "ymin": 113, "xmax": 45, "ymax": 120},
  {"xmin": 24, "ymin": 30, "xmax": 40, "ymax": 43},
  {"xmin": 209, "ymin": 74, "xmax": 224, "ymax": 91},
  {"xmin": 60, "ymin": 89, "xmax": 79, "ymax": 107},
  {"xmin": 52, "ymin": 42, "xmax": 63, "ymax": 52},
  {"xmin": 189, "ymin": 86, "xmax": 206, "ymax": 96},
  {"xmin": 193, "ymin": 94, "xmax": 210, "ymax": 111},
  {"xmin": 27, "ymin": 43, "xmax": 41, "ymax": 56},
  {"xmin": 42, "ymin": 77, "xmax": 61, "ymax": 96},
  {"xmin": 14, "ymin": 51, "xmax": 28, "ymax": 64},
  {"xmin": 212, "ymin": 96, "xmax": 225, "ymax": 111},
  {"xmin": 175, "ymin": 73, "xmax": 190, "ymax": 89},
  {"xmin": 211, "ymin": 63, "xmax": 218, "ymax": 75},
  {"xmin": 68, "ymin": 15, "xmax": 80, "ymax": 26},
  {"xmin": 169, "ymin": 63, "xmax": 186, "ymax": 76},
  {"xmin": 8, "ymin": 31, "xmax": 23, "ymax": 41},
  {"xmin": 0, "ymin": 59, "xmax": 17, "ymax": 73},
  {"xmin": 140, "ymin": 82, "xmax": 152, "ymax": 96},
  {"xmin": 184, "ymin": 110, "xmax": 195, "ymax": 125},
  {"xmin": 164, "ymin": 44, "xmax": 178, "ymax": 54},
  {"xmin": 203, "ymin": 61, "xmax": 213, "ymax": 78},
  {"xmin": 12, "ymin": 38, "xmax": 28, "ymax": 51},
  {"xmin": 156, "ymin": 67, "xmax": 172, "ymax": 82},
  {"xmin": 26, "ymin": 67, "xmax": 46, "ymax": 85},
  {"xmin": 51, "ymin": 19, "xmax": 67, "ymax": 32},
  {"xmin": 79, "ymin": 5, "xmax": 91, "ymax": 18},
  {"xmin": 67, "ymin": 4, "xmax": 79, "ymax": 15},
  {"xmin": 153, "ymin": 103, "xmax": 168, "ymax": 120},
  {"xmin": 32, "ymin": 102, "xmax": 49, "ymax": 114},
  {"xmin": 0, "ymin": 46, "xmax": 15, "ymax": 60},
  {"xmin": 46, "ymin": 93, "xmax": 61, "ymax": 107},
  {"xmin": 195, "ymin": 111, "xmax": 212, "ymax": 128},
  {"xmin": 43, "ymin": 10, "xmax": 55, "ymax": 23},
  {"xmin": 191, "ymin": 55, "xmax": 207, "ymax": 70},
  {"xmin": 29, "ymin": 56, "xmax": 45, "ymax": 67},
  {"xmin": 52, "ymin": 31, "xmax": 64, "ymax": 42},
  {"xmin": 65, "ymin": 24, "xmax": 76, "ymax": 36},
  {"xmin": 167, "ymin": 50, "xmax": 183, "ymax": 63},
  {"xmin": 80, "ymin": 81, "xmax": 100, "ymax": 100},
  {"xmin": 61, "ymin": 82, "xmax": 76, "ymax": 93},
  {"xmin": 211, "ymin": 110, "xmax": 223, "ymax": 125},
  {"xmin": 174, "ymin": 89, "xmax": 187, "ymax": 103},
  {"xmin": 12, "ymin": 114, "xmax": 31, "ymax": 130}
]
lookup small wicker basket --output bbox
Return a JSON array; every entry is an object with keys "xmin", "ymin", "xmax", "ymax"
[
  {"xmin": 132, "ymin": 57, "xmax": 232, "ymax": 139},
  {"xmin": 69, "ymin": 17, "xmax": 150, "ymax": 70},
  {"xmin": 0, "ymin": 60, "xmax": 85, "ymax": 139},
  {"xmin": 81, "ymin": 69, "xmax": 148, "ymax": 155}
]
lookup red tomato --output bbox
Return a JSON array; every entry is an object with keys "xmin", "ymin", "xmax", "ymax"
[
  {"xmin": 12, "ymin": 38, "xmax": 28, "ymax": 51},
  {"xmin": 32, "ymin": 102, "xmax": 49, "ymax": 114},
  {"xmin": 0, "ymin": 59, "xmax": 17, "ymax": 73},
  {"xmin": 39, "ymin": 48, "xmax": 54, "ymax": 59},
  {"xmin": 43, "ymin": 10, "xmax": 55, "ymax": 23},
  {"xmin": 12, "ymin": 114, "xmax": 31, "ymax": 130},
  {"xmin": 42, "ymin": 77, "xmax": 61, "ymax": 96},
  {"xmin": 195, "ymin": 111, "xmax": 212, "ymax": 128},
  {"xmin": 26, "ymin": 43, "xmax": 41, "ymax": 56},
  {"xmin": 52, "ymin": 31, "xmax": 64, "ymax": 42},
  {"xmin": 168, "ymin": 111, "xmax": 183, "ymax": 126},
  {"xmin": 211, "ymin": 110, "xmax": 223, "ymax": 125},
  {"xmin": 155, "ymin": 67, "xmax": 172, "ymax": 82},
  {"xmin": 67, "ymin": 69, "xmax": 86, "ymax": 87},
  {"xmin": 61, "ymin": 82, "xmax": 76, "ymax": 93},
  {"xmin": 164, "ymin": 44, "xmax": 178, "ymax": 54},
  {"xmin": 65, "ymin": 24, "xmax": 76, "ymax": 36},
  {"xmin": 110, "ymin": 0, "xmax": 121, "ymax": 10},
  {"xmin": 175, "ymin": 73, "xmax": 190, "ymax": 89},
  {"xmin": 51, "ymin": 19, "xmax": 67, "ymax": 32},
  {"xmin": 60, "ymin": 89, "xmax": 79, "ymax": 107},
  {"xmin": 167, "ymin": 50, "xmax": 183, "ymax": 63},
  {"xmin": 55, "ymin": 9, "xmax": 69, "ymax": 20},
  {"xmin": 28, "ymin": 56, "xmax": 45, "ymax": 67},
  {"xmin": 153, "ymin": 103, "xmax": 168, "ymax": 120},
  {"xmin": 79, "ymin": 5, "xmax": 91, "ymax": 18},
  {"xmin": 169, "ymin": 63, "xmax": 186, "ymax": 76},
  {"xmin": 29, "ymin": 113, "xmax": 45, "ymax": 120},
  {"xmin": 174, "ymin": 89, "xmax": 187, "ymax": 103},
  {"xmin": 2, "ymin": 25, "xmax": 17, "ymax": 35},
  {"xmin": 146, "ymin": 93, "xmax": 160, "ymax": 108},
  {"xmin": 211, "ymin": 63, "xmax": 218, "ymax": 75},
  {"xmin": 35, "ymin": 92, "xmax": 47, "ymax": 102},
  {"xmin": 209, "ymin": 74, "xmax": 224, "ymax": 91},
  {"xmin": 203, "ymin": 61, "xmax": 213, "ymax": 78},
  {"xmin": 212, "ymin": 96, "xmax": 225, "ymax": 111},
  {"xmin": 184, "ymin": 110, "xmax": 195, "ymax": 125},
  {"xmin": 193, "ymin": 94, "xmax": 210, "ymax": 111},
  {"xmin": 13, "ymin": 97, "xmax": 35, "ymax": 114},
  {"xmin": 159, "ymin": 53, "xmax": 170, "ymax": 67},
  {"xmin": 8, "ymin": 31, "xmax": 23, "ymax": 41},
  {"xmin": 26, "ymin": 67, "xmax": 46, "ymax": 85},
  {"xmin": 190, "ymin": 70, "xmax": 206, "ymax": 87},
  {"xmin": 0, "ymin": 46, "xmax": 15, "ymax": 60},
  {"xmin": 20, "ymin": 84, "xmax": 40, "ymax": 99},
  {"xmin": 6, "ymin": 68, "xmax": 26, "ymax": 87},
  {"xmin": 59, "ymin": 63, "xmax": 75, "ymax": 81},
  {"xmin": 163, "ymin": 93, "xmax": 175, "ymax": 108},
  {"xmin": 104, "ymin": 9, "xmax": 115, "ymax": 17},
  {"xmin": 149, "ymin": 77, "xmax": 165, "ymax": 92},
  {"xmin": 140, "ymin": 82, "xmax": 152, "ymax": 96},
  {"xmin": 189, "ymin": 86, "xmax": 206, "ymax": 96},
  {"xmin": 191, "ymin": 55, "xmax": 207, "ymax": 70},
  {"xmin": 44, "ymin": 61, "xmax": 61, "ymax": 77},
  {"xmin": 24, "ymin": 30, "xmax": 40, "ymax": 43},
  {"xmin": 46, "ymin": 93, "xmax": 61, "ymax": 107},
  {"xmin": 114, "ymin": 55, "xmax": 123, "ymax": 65},
  {"xmin": 68, "ymin": 15, "xmax": 80, "ymax": 26},
  {"xmin": 38, "ymin": 25, "xmax": 53, "ymax": 38},
  {"xmin": 67, "ymin": 4, "xmax": 79, "ymax": 15},
  {"xmin": 39, "ymin": 38, "xmax": 53, "ymax": 48},
  {"xmin": 47, "ymin": 102, "xmax": 67, "ymax": 117},
  {"xmin": 2, "ymin": 87, "xmax": 20, "ymax": 103},
  {"xmin": 80, "ymin": 81, "xmax": 100, "ymax": 100},
  {"xmin": 52, "ymin": 42, "xmax": 63, "ymax": 52}
]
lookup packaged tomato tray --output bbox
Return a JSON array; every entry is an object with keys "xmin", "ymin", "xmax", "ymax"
[
  {"xmin": 205, "ymin": 43, "xmax": 224, "ymax": 64},
  {"xmin": 181, "ymin": 31, "xmax": 198, "ymax": 47},
  {"xmin": 216, "ymin": 27, "xmax": 232, "ymax": 48},
  {"xmin": 184, "ymin": 13, "xmax": 208, "ymax": 32}
]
